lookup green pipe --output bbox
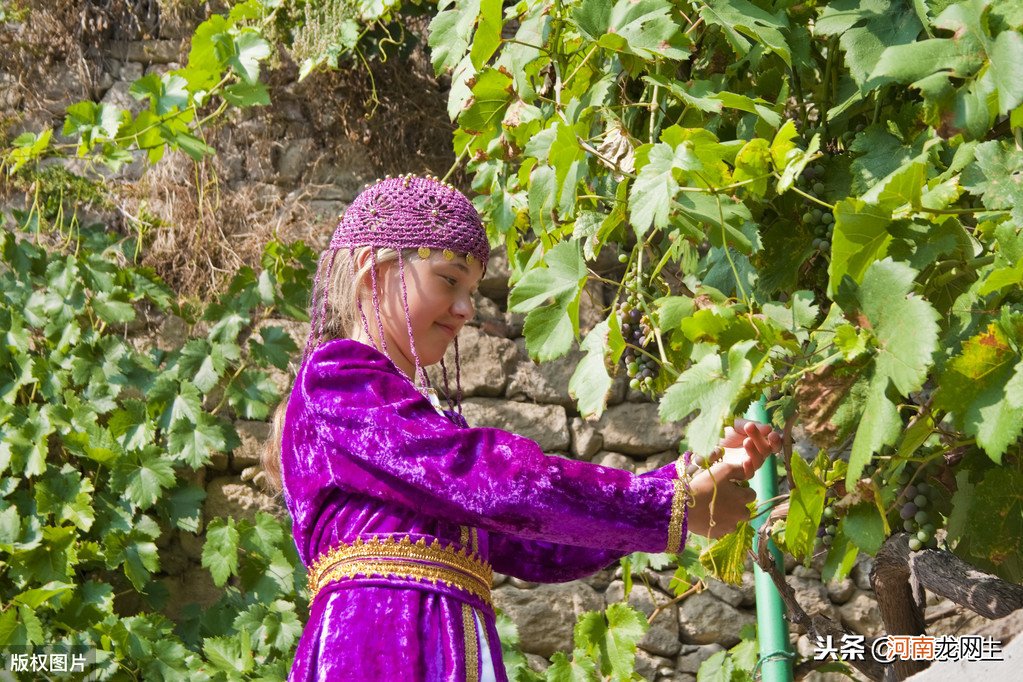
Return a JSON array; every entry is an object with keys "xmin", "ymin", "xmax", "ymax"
[{"xmin": 744, "ymin": 397, "xmax": 793, "ymax": 682}]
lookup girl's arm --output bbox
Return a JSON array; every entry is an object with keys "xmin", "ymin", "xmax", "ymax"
[
  {"xmin": 486, "ymin": 461, "xmax": 680, "ymax": 582},
  {"xmin": 283, "ymin": 341, "xmax": 688, "ymax": 555}
]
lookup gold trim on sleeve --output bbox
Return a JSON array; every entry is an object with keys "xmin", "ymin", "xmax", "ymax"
[{"xmin": 666, "ymin": 477, "xmax": 690, "ymax": 553}]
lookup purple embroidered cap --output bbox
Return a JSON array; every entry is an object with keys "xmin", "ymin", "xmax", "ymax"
[{"xmin": 330, "ymin": 175, "xmax": 490, "ymax": 267}]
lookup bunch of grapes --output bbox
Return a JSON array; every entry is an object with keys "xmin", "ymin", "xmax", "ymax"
[
  {"xmin": 797, "ymin": 164, "xmax": 833, "ymax": 253},
  {"xmin": 896, "ymin": 467, "xmax": 940, "ymax": 551},
  {"xmin": 619, "ymin": 296, "xmax": 659, "ymax": 393},
  {"xmin": 817, "ymin": 500, "xmax": 839, "ymax": 548}
]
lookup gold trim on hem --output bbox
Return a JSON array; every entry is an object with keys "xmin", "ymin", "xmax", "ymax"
[
  {"xmin": 462, "ymin": 603, "xmax": 479, "ymax": 682},
  {"xmin": 308, "ymin": 535, "xmax": 493, "ymax": 607}
]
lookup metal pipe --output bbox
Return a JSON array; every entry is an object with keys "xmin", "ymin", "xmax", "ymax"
[{"xmin": 745, "ymin": 397, "xmax": 793, "ymax": 681}]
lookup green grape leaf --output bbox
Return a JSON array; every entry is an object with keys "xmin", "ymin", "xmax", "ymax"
[
  {"xmin": 226, "ymin": 370, "xmax": 279, "ymax": 420},
  {"xmin": 962, "ymin": 140, "xmax": 1023, "ymax": 225},
  {"xmin": 428, "ymin": 0, "xmax": 482, "ymax": 74},
  {"xmin": 934, "ymin": 324, "xmax": 1023, "ymax": 463},
  {"xmin": 459, "ymin": 67, "xmax": 514, "ymax": 134},
  {"xmin": 159, "ymin": 483, "xmax": 206, "ymax": 533},
  {"xmin": 822, "ymin": 519, "xmax": 860, "ymax": 581},
  {"xmin": 697, "ymin": 650, "xmax": 734, "ymax": 682},
  {"xmin": 963, "ymin": 468, "xmax": 1023, "ymax": 579},
  {"xmin": 815, "ymin": 0, "xmax": 922, "ymax": 90},
  {"xmin": 827, "ymin": 199, "xmax": 893, "ymax": 295},
  {"xmin": 523, "ymin": 302, "xmax": 578, "ymax": 362},
  {"xmin": 203, "ymin": 630, "xmax": 254, "ymax": 674},
  {"xmin": 574, "ymin": 0, "xmax": 689, "ymax": 61},
  {"xmin": 226, "ymin": 30, "xmax": 270, "ymax": 85},
  {"xmin": 629, "ymin": 142, "xmax": 680, "ymax": 238},
  {"xmin": 847, "ymin": 259, "xmax": 938, "ymax": 482},
  {"xmin": 569, "ymin": 320, "xmax": 613, "ymax": 419},
  {"xmin": 573, "ymin": 604, "xmax": 647, "ymax": 679},
  {"xmin": 169, "ymin": 412, "xmax": 228, "ymax": 468},
  {"xmin": 660, "ymin": 340, "xmax": 757, "ymax": 457},
  {"xmin": 223, "ymin": 81, "xmax": 270, "ymax": 107},
  {"xmin": 509, "ymin": 241, "xmax": 587, "ymax": 312},
  {"xmin": 129, "ymin": 73, "xmax": 190, "ymax": 114},
  {"xmin": 785, "ymin": 455, "xmax": 826, "ymax": 559},
  {"xmin": 203, "ymin": 518, "xmax": 240, "ymax": 586},
  {"xmin": 843, "ymin": 501, "xmax": 886, "ymax": 555},
  {"xmin": 109, "ymin": 400, "xmax": 156, "ymax": 452},
  {"xmin": 990, "ymin": 29, "xmax": 1023, "ymax": 114},
  {"xmin": 546, "ymin": 650, "xmax": 598, "ymax": 682},
  {"xmin": 122, "ymin": 538, "xmax": 159, "ymax": 590},
  {"xmin": 468, "ymin": 0, "xmax": 502, "ymax": 69},
  {"xmin": 699, "ymin": 0, "xmax": 791, "ymax": 66},
  {"xmin": 34, "ymin": 464, "xmax": 95, "ymax": 532},
  {"xmin": 860, "ymin": 259, "xmax": 938, "ymax": 395},
  {"xmin": 699, "ymin": 521, "xmax": 754, "ymax": 585},
  {"xmin": 116, "ymin": 448, "xmax": 176, "ymax": 509},
  {"xmin": 249, "ymin": 326, "xmax": 298, "ymax": 370}
]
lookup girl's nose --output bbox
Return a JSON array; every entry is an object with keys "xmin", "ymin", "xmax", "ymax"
[{"xmin": 452, "ymin": 292, "xmax": 475, "ymax": 320}]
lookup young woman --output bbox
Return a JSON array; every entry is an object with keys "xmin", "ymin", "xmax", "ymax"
[{"xmin": 263, "ymin": 175, "xmax": 781, "ymax": 681}]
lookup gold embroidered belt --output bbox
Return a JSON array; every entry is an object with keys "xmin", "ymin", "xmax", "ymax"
[{"xmin": 307, "ymin": 535, "xmax": 493, "ymax": 608}]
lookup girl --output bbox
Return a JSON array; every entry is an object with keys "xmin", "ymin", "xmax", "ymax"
[{"xmin": 263, "ymin": 175, "xmax": 781, "ymax": 682}]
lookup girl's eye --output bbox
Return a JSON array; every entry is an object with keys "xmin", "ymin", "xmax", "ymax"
[{"xmin": 443, "ymin": 276, "xmax": 458, "ymax": 286}]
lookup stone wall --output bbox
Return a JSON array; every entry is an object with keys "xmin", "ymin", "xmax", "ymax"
[{"xmin": 2, "ymin": 7, "xmax": 1015, "ymax": 681}]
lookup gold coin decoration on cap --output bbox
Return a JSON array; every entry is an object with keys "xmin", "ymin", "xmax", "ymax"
[
  {"xmin": 443, "ymin": 249, "xmax": 454, "ymax": 260},
  {"xmin": 418, "ymin": 247, "xmax": 431, "ymax": 259},
  {"xmin": 466, "ymin": 253, "xmax": 477, "ymax": 266}
]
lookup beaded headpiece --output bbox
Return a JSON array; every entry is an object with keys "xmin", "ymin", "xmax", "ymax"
[{"xmin": 305, "ymin": 174, "xmax": 489, "ymax": 414}]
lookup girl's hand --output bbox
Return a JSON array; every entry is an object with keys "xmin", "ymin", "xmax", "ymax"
[{"xmin": 684, "ymin": 419, "xmax": 782, "ymax": 539}]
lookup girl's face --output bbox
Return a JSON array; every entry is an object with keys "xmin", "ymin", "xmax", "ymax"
[{"xmin": 363, "ymin": 250, "xmax": 484, "ymax": 377}]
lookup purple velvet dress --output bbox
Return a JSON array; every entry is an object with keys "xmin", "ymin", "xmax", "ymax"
[{"xmin": 281, "ymin": 339, "xmax": 688, "ymax": 681}]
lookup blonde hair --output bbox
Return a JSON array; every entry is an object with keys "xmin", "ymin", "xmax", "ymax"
[{"xmin": 261, "ymin": 246, "xmax": 400, "ymax": 494}]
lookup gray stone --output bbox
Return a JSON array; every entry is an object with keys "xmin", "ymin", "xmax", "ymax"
[
  {"xmin": 109, "ymin": 40, "xmax": 184, "ymax": 64},
  {"xmin": 277, "ymin": 138, "xmax": 315, "ymax": 183},
  {"xmin": 232, "ymin": 420, "xmax": 270, "ymax": 471},
  {"xmin": 594, "ymin": 451, "xmax": 636, "ymax": 473},
  {"xmin": 179, "ymin": 530, "xmax": 204, "ymax": 561},
  {"xmin": 592, "ymin": 403, "xmax": 681, "ymax": 456},
  {"xmin": 427, "ymin": 325, "xmax": 517, "ymax": 398},
  {"xmin": 460, "ymin": 398, "xmax": 569, "ymax": 451},
  {"xmin": 524, "ymin": 654, "xmax": 549, "ymax": 674},
  {"xmin": 851, "ymin": 556, "xmax": 874, "ymax": 591},
  {"xmin": 706, "ymin": 579, "xmax": 745, "ymax": 608},
  {"xmin": 789, "ymin": 576, "xmax": 842, "ymax": 634},
  {"xmin": 120, "ymin": 61, "xmax": 145, "ymax": 82},
  {"xmin": 507, "ymin": 339, "xmax": 584, "ymax": 406},
  {"xmin": 838, "ymin": 590, "xmax": 884, "ymax": 638},
  {"xmin": 478, "ymin": 246, "xmax": 511, "ymax": 301},
  {"xmin": 204, "ymin": 476, "xmax": 285, "ymax": 524},
  {"xmin": 570, "ymin": 418, "xmax": 603, "ymax": 460},
  {"xmin": 158, "ymin": 314, "xmax": 189, "ymax": 352},
  {"xmin": 493, "ymin": 582, "xmax": 603, "ymax": 657},
  {"xmin": 676, "ymin": 643, "xmax": 724, "ymax": 674},
  {"xmin": 678, "ymin": 592, "xmax": 755, "ymax": 646},
  {"xmin": 605, "ymin": 580, "xmax": 682, "ymax": 657},
  {"xmin": 826, "ymin": 578, "xmax": 856, "ymax": 605},
  {"xmin": 161, "ymin": 565, "xmax": 221, "ymax": 621},
  {"xmin": 634, "ymin": 649, "xmax": 672, "ymax": 681},
  {"xmin": 792, "ymin": 564, "xmax": 821, "ymax": 580},
  {"xmin": 635, "ymin": 450, "xmax": 677, "ymax": 475}
]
